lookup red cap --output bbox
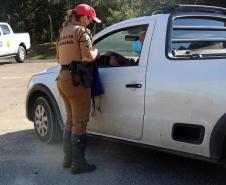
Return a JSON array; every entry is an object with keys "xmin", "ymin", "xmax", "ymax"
[{"xmin": 75, "ymin": 4, "xmax": 101, "ymax": 23}]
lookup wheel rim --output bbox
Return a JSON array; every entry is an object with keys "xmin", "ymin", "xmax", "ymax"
[
  {"xmin": 19, "ymin": 48, "xmax": 25, "ymax": 60},
  {"xmin": 34, "ymin": 105, "xmax": 48, "ymax": 137}
]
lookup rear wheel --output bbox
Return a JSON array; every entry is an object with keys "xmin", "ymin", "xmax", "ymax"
[
  {"xmin": 15, "ymin": 46, "xmax": 26, "ymax": 63},
  {"xmin": 33, "ymin": 97, "xmax": 62, "ymax": 143}
]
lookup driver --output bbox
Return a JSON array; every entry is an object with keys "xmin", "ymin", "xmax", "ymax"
[{"xmin": 102, "ymin": 32, "xmax": 146, "ymax": 66}]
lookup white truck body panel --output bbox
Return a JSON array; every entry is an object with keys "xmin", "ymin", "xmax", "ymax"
[
  {"xmin": 86, "ymin": 17, "xmax": 156, "ymax": 140},
  {"xmin": 142, "ymin": 14, "xmax": 226, "ymax": 157}
]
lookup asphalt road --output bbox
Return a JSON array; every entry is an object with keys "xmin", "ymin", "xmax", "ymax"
[{"xmin": 0, "ymin": 59, "xmax": 226, "ymax": 185}]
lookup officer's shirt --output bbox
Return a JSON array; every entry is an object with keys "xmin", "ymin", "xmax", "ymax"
[{"xmin": 57, "ymin": 23, "xmax": 93, "ymax": 65}]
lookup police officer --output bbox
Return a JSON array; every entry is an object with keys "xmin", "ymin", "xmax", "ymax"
[{"xmin": 56, "ymin": 4, "xmax": 101, "ymax": 174}]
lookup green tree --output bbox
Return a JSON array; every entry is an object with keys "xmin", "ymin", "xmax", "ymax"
[{"xmin": 1, "ymin": 0, "xmax": 226, "ymax": 43}]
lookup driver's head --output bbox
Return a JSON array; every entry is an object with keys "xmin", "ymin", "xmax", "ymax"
[{"xmin": 139, "ymin": 32, "xmax": 146, "ymax": 43}]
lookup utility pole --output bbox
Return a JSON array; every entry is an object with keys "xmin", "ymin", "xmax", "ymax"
[
  {"xmin": 132, "ymin": 0, "xmax": 134, "ymax": 16},
  {"xmin": 194, "ymin": 0, "xmax": 199, "ymax": 5},
  {"xmin": 122, "ymin": 0, "xmax": 126, "ymax": 18},
  {"xmin": 7, "ymin": 14, "xmax": 11, "ymax": 25},
  {"xmin": 48, "ymin": 15, "xmax": 53, "ymax": 42}
]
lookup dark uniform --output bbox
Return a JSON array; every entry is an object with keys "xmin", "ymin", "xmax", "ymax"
[{"xmin": 56, "ymin": 21, "xmax": 97, "ymax": 174}]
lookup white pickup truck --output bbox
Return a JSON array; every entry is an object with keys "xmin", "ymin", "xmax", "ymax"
[
  {"xmin": 0, "ymin": 22, "xmax": 30, "ymax": 63},
  {"xmin": 26, "ymin": 4, "xmax": 226, "ymax": 166}
]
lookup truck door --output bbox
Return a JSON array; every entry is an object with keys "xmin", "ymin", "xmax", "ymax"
[
  {"xmin": 0, "ymin": 24, "xmax": 14, "ymax": 56},
  {"xmin": 0, "ymin": 27, "xmax": 3, "ymax": 56},
  {"xmin": 87, "ymin": 21, "xmax": 155, "ymax": 140}
]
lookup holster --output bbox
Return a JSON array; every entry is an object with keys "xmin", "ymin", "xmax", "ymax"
[{"xmin": 69, "ymin": 61, "xmax": 93, "ymax": 88}]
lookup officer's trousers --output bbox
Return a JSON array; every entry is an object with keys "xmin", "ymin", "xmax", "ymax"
[{"xmin": 56, "ymin": 70, "xmax": 91, "ymax": 135}]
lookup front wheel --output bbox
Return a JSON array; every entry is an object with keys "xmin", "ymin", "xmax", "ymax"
[
  {"xmin": 33, "ymin": 97, "xmax": 62, "ymax": 143},
  {"xmin": 15, "ymin": 46, "xmax": 26, "ymax": 63}
]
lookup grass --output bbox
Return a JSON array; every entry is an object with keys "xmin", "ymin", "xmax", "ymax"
[
  {"xmin": 28, "ymin": 42, "xmax": 57, "ymax": 60},
  {"xmin": 0, "ymin": 58, "xmax": 11, "ymax": 62}
]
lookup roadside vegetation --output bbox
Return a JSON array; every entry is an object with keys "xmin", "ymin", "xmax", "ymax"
[
  {"xmin": 1, "ymin": 0, "xmax": 226, "ymax": 60},
  {"xmin": 28, "ymin": 42, "xmax": 56, "ymax": 60}
]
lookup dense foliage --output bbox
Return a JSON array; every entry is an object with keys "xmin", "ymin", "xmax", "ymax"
[{"xmin": 0, "ymin": 0, "xmax": 226, "ymax": 43}]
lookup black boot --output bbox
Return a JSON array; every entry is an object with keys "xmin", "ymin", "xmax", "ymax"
[
  {"xmin": 63, "ymin": 129, "xmax": 72, "ymax": 168},
  {"xmin": 71, "ymin": 134, "xmax": 96, "ymax": 174}
]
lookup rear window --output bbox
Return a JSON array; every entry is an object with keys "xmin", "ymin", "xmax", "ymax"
[
  {"xmin": 168, "ymin": 16, "xmax": 226, "ymax": 59},
  {"xmin": 174, "ymin": 18, "xmax": 226, "ymax": 27}
]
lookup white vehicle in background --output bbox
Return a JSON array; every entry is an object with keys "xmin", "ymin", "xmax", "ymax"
[
  {"xmin": 0, "ymin": 22, "xmax": 30, "ymax": 63},
  {"xmin": 26, "ymin": 4, "xmax": 226, "ymax": 166}
]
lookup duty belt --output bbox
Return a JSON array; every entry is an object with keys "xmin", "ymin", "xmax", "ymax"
[
  {"xmin": 61, "ymin": 65, "xmax": 70, "ymax": 70},
  {"xmin": 60, "ymin": 62, "xmax": 93, "ymax": 88}
]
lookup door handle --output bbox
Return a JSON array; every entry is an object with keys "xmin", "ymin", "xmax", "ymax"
[{"xmin": 126, "ymin": 84, "xmax": 142, "ymax": 88}]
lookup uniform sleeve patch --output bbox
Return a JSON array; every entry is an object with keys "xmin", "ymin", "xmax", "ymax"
[{"xmin": 85, "ymin": 34, "xmax": 92, "ymax": 49}]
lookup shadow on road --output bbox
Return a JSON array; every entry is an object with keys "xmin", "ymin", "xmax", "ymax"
[
  {"xmin": 0, "ymin": 62, "xmax": 14, "ymax": 65},
  {"xmin": 0, "ymin": 59, "xmax": 55, "ymax": 66},
  {"xmin": 0, "ymin": 129, "xmax": 225, "ymax": 185}
]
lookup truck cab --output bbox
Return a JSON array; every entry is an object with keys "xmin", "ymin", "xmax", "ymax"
[
  {"xmin": 0, "ymin": 22, "xmax": 30, "ymax": 63},
  {"xmin": 0, "ymin": 23, "xmax": 14, "ymax": 56}
]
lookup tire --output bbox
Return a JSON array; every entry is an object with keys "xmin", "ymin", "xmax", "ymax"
[
  {"xmin": 32, "ymin": 97, "xmax": 62, "ymax": 143},
  {"xmin": 15, "ymin": 46, "xmax": 26, "ymax": 63}
]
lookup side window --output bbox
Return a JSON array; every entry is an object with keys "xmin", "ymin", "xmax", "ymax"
[
  {"xmin": 168, "ymin": 16, "xmax": 226, "ymax": 59},
  {"xmin": 94, "ymin": 25, "xmax": 148, "ymax": 67},
  {"xmin": 0, "ymin": 25, "xmax": 11, "ymax": 35}
]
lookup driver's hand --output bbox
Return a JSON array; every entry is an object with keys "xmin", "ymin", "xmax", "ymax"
[
  {"xmin": 104, "ymin": 51, "xmax": 112, "ymax": 56},
  {"xmin": 96, "ymin": 48, "xmax": 101, "ymax": 59}
]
